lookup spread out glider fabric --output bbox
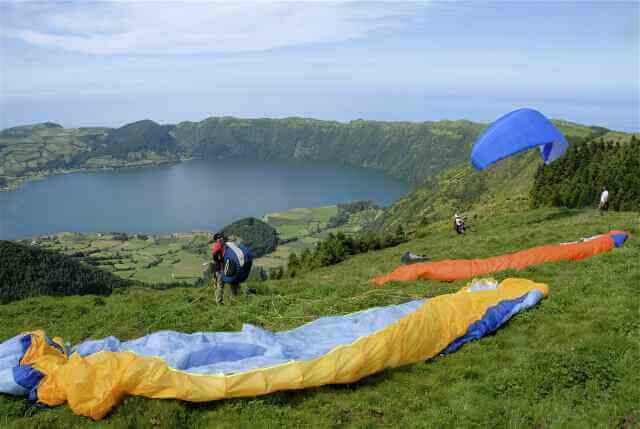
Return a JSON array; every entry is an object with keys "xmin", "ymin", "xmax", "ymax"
[
  {"xmin": 470, "ymin": 108, "xmax": 569, "ymax": 170},
  {"xmin": 0, "ymin": 278, "xmax": 548, "ymax": 420},
  {"xmin": 371, "ymin": 231, "xmax": 628, "ymax": 286}
]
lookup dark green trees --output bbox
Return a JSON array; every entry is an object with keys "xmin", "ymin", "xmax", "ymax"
[
  {"xmin": 531, "ymin": 136, "xmax": 640, "ymax": 211},
  {"xmin": 285, "ymin": 228, "xmax": 408, "ymax": 276},
  {"xmin": 221, "ymin": 217, "xmax": 279, "ymax": 257},
  {"xmin": 0, "ymin": 241, "xmax": 131, "ymax": 304}
]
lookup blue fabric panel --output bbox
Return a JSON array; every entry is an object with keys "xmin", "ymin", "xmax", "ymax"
[
  {"xmin": 0, "ymin": 335, "xmax": 27, "ymax": 369},
  {"xmin": 72, "ymin": 300, "xmax": 425, "ymax": 375},
  {"xmin": 0, "ymin": 368, "xmax": 28, "ymax": 396},
  {"xmin": 20, "ymin": 335, "xmax": 32, "ymax": 355},
  {"xmin": 13, "ymin": 365, "xmax": 44, "ymax": 394},
  {"xmin": 610, "ymin": 233, "xmax": 628, "ymax": 248},
  {"xmin": 441, "ymin": 290, "xmax": 544, "ymax": 355},
  {"xmin": 471, "ymin": 108, "xmax": 568, "ymax": 170},
  {"xmin": 0, "ymin": 335, "xmax": 30, "ymax": 396}
]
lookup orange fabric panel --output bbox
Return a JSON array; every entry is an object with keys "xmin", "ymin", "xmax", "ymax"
[{"xmin": 372, "ymin": 233, "xmax": 616, "ymax": 285}]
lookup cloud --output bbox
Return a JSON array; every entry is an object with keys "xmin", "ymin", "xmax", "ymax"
[{"xmin": 1, "ymin": 1, "xmax": 427, "ymax": 55}]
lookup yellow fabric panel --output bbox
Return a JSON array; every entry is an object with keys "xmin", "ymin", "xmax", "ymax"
[
  {"xmin": 20, "ymin": 330, "xmax": 67, "ymax": 379},
  {"xmin": 32, "ymin": 278, "xmax": 548, "ymax": 420}
]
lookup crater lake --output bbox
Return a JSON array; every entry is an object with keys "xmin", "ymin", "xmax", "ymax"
[{"xmin": 0, "ymin": 159, "xmax": 410, "ymax": 240}]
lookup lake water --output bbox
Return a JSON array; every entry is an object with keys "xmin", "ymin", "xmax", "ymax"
[{"xmin": 0, "ymin": 159, "xmax": 410, "ymax": 240}]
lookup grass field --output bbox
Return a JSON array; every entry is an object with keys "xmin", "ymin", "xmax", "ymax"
[{"xmin": 1, "ymin": 207, "xmax": 638, "ymax": 428}]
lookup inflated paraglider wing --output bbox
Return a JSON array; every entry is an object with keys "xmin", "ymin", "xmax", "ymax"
[{"xmin": 471, "ymin": 108, "xmax": 569, "ymax": 170}]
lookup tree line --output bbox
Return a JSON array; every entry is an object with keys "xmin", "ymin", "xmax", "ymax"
[
  {"xmin": 531, "ymin": 136, "xmax": 640, "ymax": 211},
  {"xmin": 283, "ymin": 226, "xmax": 407, "ymax": 278},
  {"xmin": 0, "ymin": 241, "xmax": 132, "ymax": 304}
]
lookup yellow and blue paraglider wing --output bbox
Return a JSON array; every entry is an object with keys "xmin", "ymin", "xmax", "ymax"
[{"xmin": 0, "ymin": 278, "xmax": 548, "ymax": 420}]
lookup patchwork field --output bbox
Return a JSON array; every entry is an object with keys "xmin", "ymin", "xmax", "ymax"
[
  {"xmin": 34, "ymin": 233, "xmax": 210, "ymax": 285},
  {"xmin": 28, "ymin": 205, "xmax": 362, "ymax": 282}
]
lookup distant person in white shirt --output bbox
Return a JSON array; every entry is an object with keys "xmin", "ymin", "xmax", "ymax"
[
  {"xmin": 599, "ymin": 187, "xmax": 609, "ymax": 215},
  {"xmin": 453, "ymin": 213, "xmax": 466, "ymax": 234}
]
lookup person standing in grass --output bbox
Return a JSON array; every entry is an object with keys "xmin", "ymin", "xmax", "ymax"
[
  {"xmin": 453, "ymin": 213, "xmax": 466, "ymax": 234},
  {"xmin": 599, "ymin": 186, "xmax": 609, "ymax": 215},
  {"xmin": 210, "ymin": 233, "xmax": 252, "ymax": 305}
]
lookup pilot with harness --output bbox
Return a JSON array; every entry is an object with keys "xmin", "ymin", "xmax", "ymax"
[{"xmin": 210, "ymin": 233, "xmax": 253, "ymax": 305}]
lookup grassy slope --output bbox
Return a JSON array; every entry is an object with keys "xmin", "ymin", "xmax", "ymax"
[
  {"xmin": 1, "ymin": 207, "xmax": 638, "ymax": 428},
  {"xmin": 377, "ymin": 150, "xmax": 540, "ymax": 232},
  {"xmin": 377, "ymin": 123, "xmax": 640, "ymax": 232}
]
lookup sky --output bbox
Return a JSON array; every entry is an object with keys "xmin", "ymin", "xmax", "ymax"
[{"xmin": 1, "ymin": 1, "xmax": 638, "ymax": 131}]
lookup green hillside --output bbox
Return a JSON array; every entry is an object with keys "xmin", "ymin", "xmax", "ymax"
[
  {"xmin": 0, "ymin": 121, "xmax": 178, "ymax": 190},
  {"xmin": 1, "ymin": 207, "xmax": 638, "ymax": 427},
  {"xmin": 0, "ymin": 240, "xmax": 131, "ymax": 304},
  {"xmin": 173, "ymin": 117, "xmax": 484, "ymax": 184},
  {"xmin": 4, "ymin": 116, "xmax": 636, "ymax": 193},
  {"xmin": 375, "ymin": 124, "xmax": 639, "ymax": 232},
  {"xmin": 375, "ymin": 150, "xmax": 540, "ymax": 232},
  {"xmin": 0, "ymin": 117, "xmax": 486, "ymax": 190},
  {"xmin": 98, "ymin": 119, "xmax": 179, "ymax": 159},
  {"xmin": 0, "ymin": 125, "xmax": 110, "ymax": 189}
]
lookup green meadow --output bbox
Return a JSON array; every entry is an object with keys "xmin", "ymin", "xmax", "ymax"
[{"xmin": 1, "ymin": 207, "xmax": 638, "ymax": 428}]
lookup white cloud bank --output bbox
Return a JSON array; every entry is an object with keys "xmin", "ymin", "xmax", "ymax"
[{"xmin": 2, "ymin": 1, "xmax": 426, "ymax": 55}]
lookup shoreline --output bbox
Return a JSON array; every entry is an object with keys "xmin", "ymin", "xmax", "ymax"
[
  {"xmin": 0, "ymin": 156, "xmax": 198, "ymax": 193},
  {"xmin": 12, "ymin": 230, "xmax": 214, "ymax": 243}
]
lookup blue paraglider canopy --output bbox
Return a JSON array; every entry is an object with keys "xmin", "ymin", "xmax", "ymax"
[{"xmin": 470, "ymin": 108, "xmax": 568, "ymax": 170}]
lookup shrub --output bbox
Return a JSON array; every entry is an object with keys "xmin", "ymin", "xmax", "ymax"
[
  {"xmin": 286, "ymin": 228, "xmax": 407, "ymax": 275},
  {"xmin": 221, "ymin": 217, "xmax": 278, "ymax": 257}
]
